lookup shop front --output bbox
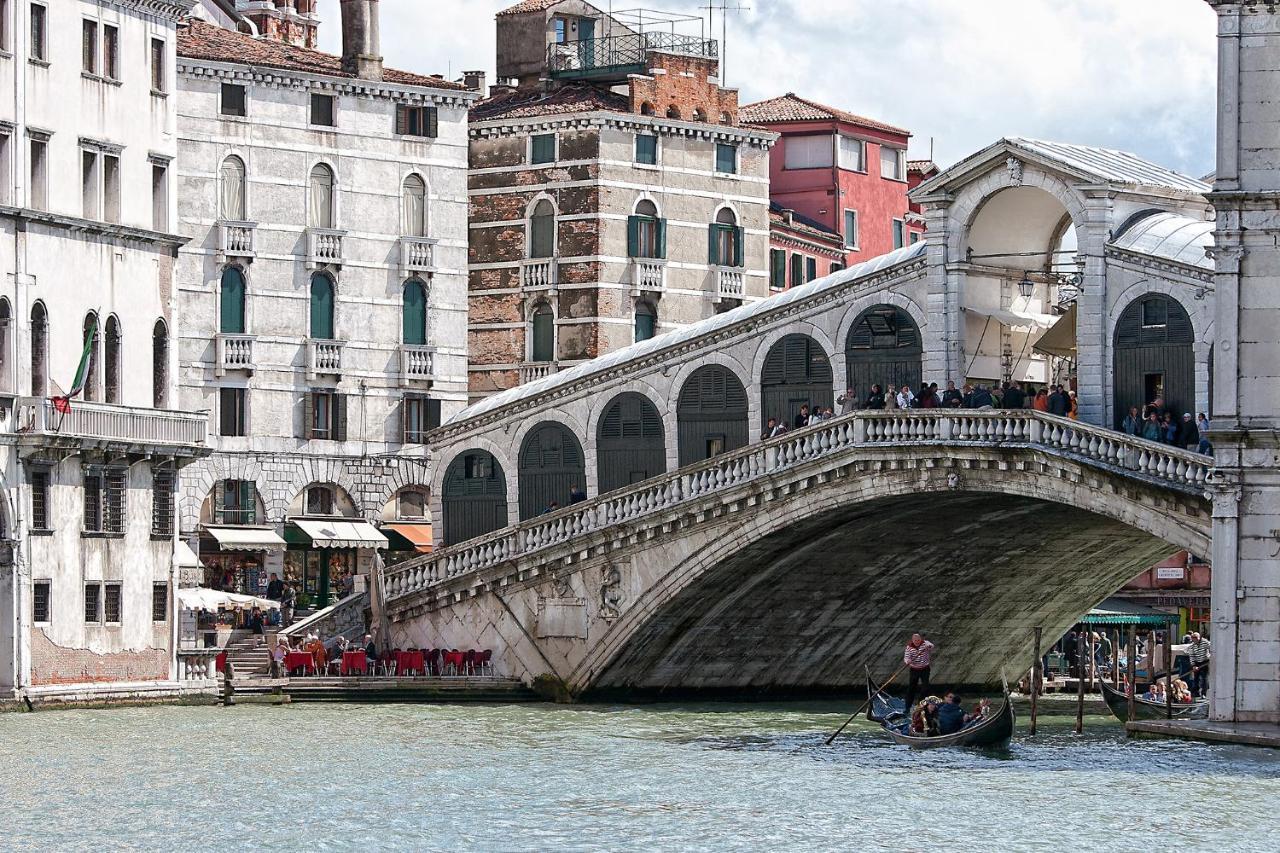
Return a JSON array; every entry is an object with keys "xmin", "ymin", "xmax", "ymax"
[
  {"xmin": 199, "ymin": 525, "xmax": 289, "ymax": 598},
  {"xmin": 283, "ymin": 517, "xmax": 389, "ymax": 609}
]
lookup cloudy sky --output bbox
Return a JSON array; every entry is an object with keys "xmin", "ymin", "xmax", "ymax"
[{"xmin": 317, "ymin": 0, "xmax": 1219, "ymax": 176}]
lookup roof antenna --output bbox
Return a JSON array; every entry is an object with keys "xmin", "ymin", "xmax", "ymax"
[
  {"xmin": 701, "ymin": 0, "xmax": 751, "ymax": 86},
  {"xmin": 930, "ymin": 136, "xmax": 934, "ymax": 162}
]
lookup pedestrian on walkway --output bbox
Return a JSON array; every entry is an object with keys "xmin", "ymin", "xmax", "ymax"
[
  {"xmin": 903, "ymin": 632, "xmax": 936, "ymax": 712},
  {"xmin": 1122, "ymin": 406, "xmax": 1142, "ymax": 436},
  {"xmin": 864, "ymin": 384, "xmax": 885, "ymax": 410}
]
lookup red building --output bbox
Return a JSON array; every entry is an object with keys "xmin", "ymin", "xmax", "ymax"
[
  {"xmin": 741, "ymin": 93, "xmax": 914, "ymax": 277},
  {"xmin": 766, "ymin": 203, "xmax": 845, "ymax": 291},
  {"xmin": 907, "ymin": 159, "xmax": 939, "ymax": 243}
]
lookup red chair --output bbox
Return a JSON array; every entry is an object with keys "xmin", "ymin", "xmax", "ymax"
[
  {"xmin": 215, "ymin": 652, "xmax": 227, "ymax": 674},
  {"xmin": 424, "ymin": 648, "xmax": 438, "ymax": 676},
  {"xmin": 463, "ymin": 649, "xmax": 477, "ymax": 676},
  {"xmin": 476, "ymin": 649, "xmax": 493, "ymax": 676},
  {"xmin": 378, "ymin": 650, "xmax": 394, "ymax": 676}
]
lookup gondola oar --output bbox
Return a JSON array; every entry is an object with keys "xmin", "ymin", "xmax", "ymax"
[{"xmin": 825, "ymin": 662, "xmax": 907, "ymax": 745}]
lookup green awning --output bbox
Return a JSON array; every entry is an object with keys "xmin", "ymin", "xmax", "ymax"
[{"xmin": 1081, "ymin": 597, "xmax": 1175, "ymax": 627}]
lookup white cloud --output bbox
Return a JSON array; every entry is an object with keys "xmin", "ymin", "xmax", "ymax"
[{"xmin": 317, "ymin": 0, "xmax": 1218, "ymax": 175}]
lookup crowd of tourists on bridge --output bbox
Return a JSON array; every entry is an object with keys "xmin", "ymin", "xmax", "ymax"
[{"xmin": 1119, "ymin": 398, "xmax": 1211, "ymax": 454}]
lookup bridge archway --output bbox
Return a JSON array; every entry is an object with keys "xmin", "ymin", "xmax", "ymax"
[
  {"xmin": 518, "ymin": 422, "xmax": 585, "ymax": 519},
  {"xmin": 597, "ymin": 392, "xmax": 665, "ymax": 495},
  {"xmin": 1112, "ymin": 293, "xmax": 1195, "ymax": 429},
  {"xmin": 676, "ymin": 365, "xmax": 749, "ymax": 466},
  {"xmin": 441, "ymin": 451, "xmax": 507, "ymax": 545},
  {"xmin": 844, "ymin": 304, "xmax": 922, "ymax": 398},
  {"xmin": 760, "ymin": 333, "xmax": 833, "ymax": 428}
]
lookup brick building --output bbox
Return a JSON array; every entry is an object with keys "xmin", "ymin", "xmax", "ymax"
[
  {"xmin": 467, "ymin": 1, "xmax": 775, "ymax": 399},
  {"xmin": 740, "ymin": 93, "xmax": 914, "ymax": 270}
]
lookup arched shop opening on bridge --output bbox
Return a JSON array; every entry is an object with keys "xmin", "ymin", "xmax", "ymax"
[
  {"xmin": 597, "ymin": 393, "xmax": 666, "ymax": 495},
  {"xmin": 677, "ymin": 364, "xmax": 750, "ymax": 466},
  {"xmin": 962, "ymin": 185, "xmax": 1080, "ymax": 391},
  {"xmin": 1112, "ymin": 293, "xmax": 1195, "ymax": 430},
  {"xmin": 845, "ymin": 304, "xmax": 923, "ymax": 397},
  {"xmin": 518, "ymin": 422, "xmax": 586, "ymax": 519},
  {"xmin": 761, "ymin": 333, "xmax": 833, "ymax": 428},
  {"xmin": 442, "ymin": 450, "xmax": 507, "ymax": 546}
]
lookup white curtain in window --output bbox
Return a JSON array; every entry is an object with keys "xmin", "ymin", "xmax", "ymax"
[
  {"xmin": 220, "ymin": 157, "xmax": 246, "ymax": 220},
  {"xmin": 309, "ymin": 164, "xmax": 334, "ymax": 228},
  {"xmin": 837, "ymin": 136, "xmax": 864, "ymax": 171},
  {"xmin": 402, "ymin": 176, "xmax": 426, "ymax": 237},
  {"xmin": 784, "ymin": 135, "xmax": 834, "ymax": 170}
]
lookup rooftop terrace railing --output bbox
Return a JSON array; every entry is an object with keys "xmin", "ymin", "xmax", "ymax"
[{"xmin": 549, "ymin": 31, "xmax": 718, "ymax": 77}]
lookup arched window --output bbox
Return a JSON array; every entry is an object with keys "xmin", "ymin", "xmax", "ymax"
[
  {"xmin": 152, "ymin": 318, "xmax": 169, "ymax": 408},
  {"xmin": 640, "ymin": 102, "xmax": 655, "ymax": 116},
  {"xmin": 666, "ymin": 105, "xmax": 681, "ymax": 120},
  {"xmin": 402, "ymin": 279, "xmax": 427, "ymax": 345},
  {"xmin": 80, "ymin": 312, "xmax": 101, "ymax": 402},
  {"xmin": 219, "ymin": 155, "xmax": 247, "ymax": 221},
  {"xmin": 529, "ymin": 199, "xmax": 555, "ymax": 259},
  {"xmin": 634, "ymin": 302, "xmax": 657, "ymax": 343},
  {"xmin": 309, "ymin": 163, "xmax": 335, "ymax": 228},
  {"xmin": 30, "ymin": 302, "xmax": 48, "ymax": 397},
  {"xmin": 628, "ymin": 199, "xmax": 664, "ymax": 259},
  {"xmin": 104, "ymin": 315, "xmax": 122, "ymax": 404},
  {"xmin": 692, "ymin": 107, "xmax": 708, "ymax": 122},
  {"xmin": 709, "ymin": 207, "xmax": 742, "ymax": 267},
  {"xmin": 402, "ymin": 174, "xmax": 427, "ymax": 237},
  {"xmin": 0, "ymin": 298, "xmax": 10, "ymax": 393},
  {"xmin": 530, "ymin": 302, "xmax": 554, "ymax": 363},
  {"xmin": 306, "ymin": 485, "xmax": 334, "ymax": 515},
  {"xmin": 220, "ymin": 267, "xmax": 246, "ymax": 334},
  {"xmin": 310, "ymin": 273, "xmax": 335, "ymax": 340}
]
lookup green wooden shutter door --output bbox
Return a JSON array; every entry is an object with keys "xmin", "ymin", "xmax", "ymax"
[
  {"xmin": 733, "ymin": 227, "xmax": 744, "ymax": 267},
  {"xmin": 220, "ymin": 268, "xmax": 245, "ymax": 334},
  {"xmin": 302, "ymin": 392, "xmax": 314, "ymax": 439},
  {"xmin": 239, "ymin": 480, "xmax": 254, "ymax": 523},
  {"xmin": 427, "ymin": 107, "xmax": 438, "ymax": 138},
  {"xmin": 708, "ymin": 225, "xmax": 719, "ymax": 265},
  {"xmin": 627, "ymin": 216, "xmax": 640, "ymax": 258},
  {"xmin": 310, "ymin": 275, "xmax": 334, "ymax": 339},
  {"xmin": 336, "ymin": 394, "xmax": 348, "ymax": 441},
  {"xmin": 655, "ymin": 218, "xmax": 667, "ymax": 259},
  {"xmin": 402, "ymin": 281, "xmax": 426, "ymax": 345}
]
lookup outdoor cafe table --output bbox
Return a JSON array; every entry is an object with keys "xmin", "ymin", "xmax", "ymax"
[
  {"xmin": 341, "ymin": 650, "xmax": 368, "ymax": 676},
  {"xmin": 284, "ymin": 651, "xmax": 313, "ymax": 675},
  {"xmin": 396, "ymin": 650, "xmax": 424, "ymax": 676}
]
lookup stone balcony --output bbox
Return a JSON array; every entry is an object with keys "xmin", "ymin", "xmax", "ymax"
[
  {"xmin": 400, "ymin": 236, "xmax": 438, "ymax": 277},
  {"xmin": 306, "ymin": 227, "xmax": 346, "ymax": 268},
  {"xmin": 399, "ymin": 344, "xmax": 436, "ymax": 386},
  {"xmin": 215, "ymin": 333, "xmax": 255, "ymax": 377},
  {"xmin": 216, "ymin": 220, "xmax": 257, "ymax": 261},
  {"xmin": 521, "ymin": 258, "xmax": 557, "ymax": 291},
  {"xmin": 306, "ymin": 339, "xmax": 346, "ymax": 380},
  {"xmin": 6, "ymin": 396, "xmax": 208, "ymax": 456},
  {"xmin": 631, "ymin": 259, "xmax": 666, "ymax": 295},
  {"xmin": 714, "ymin": 267, "xmax": 745, "ymax": 302},
  {"xmin": 519, "ymin": 361, "xmax": 559, "ymax": 384}
]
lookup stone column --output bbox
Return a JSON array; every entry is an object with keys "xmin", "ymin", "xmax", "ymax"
[
  {"xmin": 1073, "ymin": 191, "xmax": 1115, "ymax": 427},
  {"xmin": 1205, "ymin": 1, "xmax": 1280, "ymax": 724},
  {"xmin": 918, "ymin": 196, "xmax": 962, "ymax": 384}
]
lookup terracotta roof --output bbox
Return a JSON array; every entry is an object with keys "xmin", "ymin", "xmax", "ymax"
[
  {"xmin": 739, "ymin": 93, "xmax": 909, "ymax": 136},
  {"xmin": 472, "ymin": 84, "xmax": 630, "ymax": 121},
  {"xmin": 769, "ymin": 201, "xmax": 841, "ymax": 243},
  {"xmin": 907, "ymin": 159, "xmax": 938, "ymax": 174},
  {"xmin": 176, "ymin": 19, "xmax": 468, "ymax": 91},
  {"xmin": 497, "ymin": 0, "xmax": 564, "ymax": 16}
]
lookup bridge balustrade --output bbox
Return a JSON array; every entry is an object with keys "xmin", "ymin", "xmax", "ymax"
[{"xmin": 383, "ymin": 411, "xmax": 1211, "ymax": 604}]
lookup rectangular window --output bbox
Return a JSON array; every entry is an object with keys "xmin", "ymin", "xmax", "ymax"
[
  {"xmin": 892, "ymin": 218, "xmax": 906, "ymax": 250},
  {"xmin": 152, "ymin": 583, "xmax": 168, "ymax": 623},
  {"xmin": 306, "ymin": 486, "xmax": 333, "ymax": 515},
  {"xmin": 30, "ymin": 470, "xmax": 50, "ymax": 531},
  {"xmin": 29, "ymin": 138, "xmax": 47, "ymax": 209},
  {"xmin": 769, "ymin": 248, "xmax": 785, "ymax": 290},
  {"xmin": 102, "ymin": 154, "xmax": 120, "ymax": 224},
  {"xmin": 635, "ymin": 134, "xmax": 658, "ymax": 166},
  {"xmin": 218, "ymin": 480, "xmax": 256, "ymax": 525},
  {"xmin": 310, "ymin": 93, "xmax": 336, "ymax": 127},
  {"xmin": 33, "ymin": 581, "xmax": 51, "ymax": 624},
  {"xmin": 784, "ymin": 134, "xmax": 833, "ymax": 170},
  {"xmin": 910, "ymin": 231, "xmax": 920, "ymax": 245},
  {"xmin": 465, "ymin": 454, "xmax": 493, "ymax": 480},
  {"xmin": 837, "ymin": 136, "xmax": 866, "ymax": 171},
  {"xmin": 531, "ymin": 133, "xmax": 556, "ymax": 165},
  {"xmin": 104, "ymin": 583, "xmax": 121, "ymax": 624},
  {"xmin": 396, "ymin": 105, "xmax": 438, "ymax": 138},
  {"xmin": 82, "ymin": 150, "xmax": 100, "ymax": 219},
  {"xmin": 1142, "ymin": 299, "xmax": 1168, "ymax": 328},
  {"xmin": 880, "ymin": 146, "xmax": 906, "ymax": 181},
  {"xmin": 219, "ymin": 387, "xmax": 246, "ymax": 437},
  {"xmin": 30, "ymin": 3, "xmax": 46, "ymax": 62},
  {"xmin": 830, "ymin": 262, "xmax": 844, "ymax": 274},
  {"xmin": 715, "ymin": 143, "xmax": 737, "ymax": 175},
  {"xmin": 0, "ymin": 0, "xmax": 9, "ymax": 53},
  {"xmin": 104, "ymin": 468, "xmax": 126, "ymax": 534},
  {"xmin": 150, "ymin": 38, "xmax": 166, "ymax": 93},
  {"xmin": 84, "ymin": 583, "xmax": 101, "ymax": 624},
  {"xmin": 0, "ymin": 133, "xmax": 9, "ymax": 206},
  {"xmin": 843, "ymin": 209, "xmax": 859, "ymax": 249},
  {"xmin": 220, "ymin": 83, "xmax": 247, "ymax": 117},
  {"xmin": 806, "ymin": 256, "xmax": 818, "ymax": 282},
  {"xmin": 790, "ymin": 252, "xmax": 804, "ymax": 288},
  {"xmin": 102, "ymin": 24, "xmax": 118, "ymax": 80},
  {"xmin": 152, "ymin": 469, "xmax": 175, "ymax": 537},
  {"xmin": 398, "ymin": 490, "xmax": 426, "ymax": 519},
  {"xmin": 84, "ymin": 472, "xmax": 103, "ymax": 533},
  {"xmin": 152, "ymin": 163, "xmax": 168, "ymax": 232},
  {"xmin": 82, "ymin": 19, "xmax": 98, "ymax": 74},
  {"xmin": 403, "ymin": 394, "xmax": 429, "ymax": 444},
  {"xmin": 306, "ymin": 390, "xmax": 346, "ymax": 441}
]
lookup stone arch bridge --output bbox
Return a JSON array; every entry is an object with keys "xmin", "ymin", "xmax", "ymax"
[{"xmin": 384, "ymin": 411, "xmax": 1211, "ymax": 697}]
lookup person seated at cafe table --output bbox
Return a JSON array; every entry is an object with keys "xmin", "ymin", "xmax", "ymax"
[{"xmin": 364, "ymin": 634, "xmax": 378, "ymax": 666}]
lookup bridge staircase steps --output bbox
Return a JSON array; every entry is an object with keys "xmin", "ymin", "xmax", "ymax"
[{"xmin": 223, "ymin": 633, "xmax": 271, "ymax": 678}]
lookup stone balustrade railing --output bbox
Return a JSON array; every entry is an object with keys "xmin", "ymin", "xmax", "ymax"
[
  {"xmin": 217, "ymin": 220, "xmax": 256, "ymax": 259},
  {"xmin": 306, "ymin": 338, "xmax": 345, "ymax": 378},
  {"xmin": 519, "ymin": 362, "xmax": 558, "ymax": 384},
  {"xmin": 632, "ymin": 259, "xmax": 666, "ymax": 292},
  {"xmin": 10, "ymin": 396, "xmax": 208, "ymax": 449},
  {"xmin": 383, "ymin": 411, "xmax": 1210, "ymax": 603},
  {"xmin": 521, "ymin": 258, "xmax": 557, "ymax": 290},
  {"xmin": 400, "ymin": 236, "xmax": 437, "ymax": 275},
  {"xmin": 715, "ymin": 267, "xmax": 745, "ymax": 301},
  {"xmin": 307, "ymin": 227, "xmax": 346, "ymax": 267},
  {"xmin": 400, "ymin": 344, "xmax": 436, "ymax": 384},
  {"xmin": 215, "ymin": 333, "xmax": 255, "ymax": 376}
]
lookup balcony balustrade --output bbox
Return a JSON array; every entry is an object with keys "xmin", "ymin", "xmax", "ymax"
[
  {"xmin": 399, "ymin": 344, "xmax": 437, "ymax": 386},
  {"xmin": 306, "ymin": 227, "xmax": 346, "ymax": 268},
  {"xmin": 521, "ymin": 258, "xmax": 557, "ymax": 290},
  {"xmin": 306, "ymin": 339, "xmax": 346, "ymax": 380},
  {"xmin": 215, "ymin": 333, "xmax": 255, "ymax": 377},
  {"xmin": 400, "ymin": 236, "xmax": 438, "ymax": 277},
  {"xmin": 631, "ymin": 259, "xmax": 666, "ymax": 294},
  {"xmin": 8, "ymin": 396, "xmax": 207, "ymax": 452},
  {"xmin": 519, "ymin": 362, "xmax": 558, "ymax": 384},
  {"xmin": 216, "ymin": 220, "xmax": 257, "ymax": 260},
  {"xmin": 715, "ymin": 267, "xmax": 745, "ymax": 302}
]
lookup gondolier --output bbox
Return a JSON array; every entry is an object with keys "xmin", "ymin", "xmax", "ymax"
[
  {"xmin": 903, "ymin": 633, "xmax": 936, "ymax": 712},
  {"xmin": 1186, "ymin": 632, "xmax": 1211, "ymax": 698}
]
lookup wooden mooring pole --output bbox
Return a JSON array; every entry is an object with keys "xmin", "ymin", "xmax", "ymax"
[
  {"xmin": 1074, "ymin": 628, "xmax": 1085, "ymax": 734},
  {"xmin": 1030, "ymin": 627, "xmax": 1042, "ymax": 736},
  {"xmin": 1126, "ymin": 627, "xmax": 1137, "ymax": 724},
  {"xmin": 1166, "ymin": 620, "xmax": 1175, "ymax": 720}
]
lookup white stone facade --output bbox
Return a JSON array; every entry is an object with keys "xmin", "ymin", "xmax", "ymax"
[{"xmin": 1, "ymin": 0, "xmax": 204, "ymax": 696}]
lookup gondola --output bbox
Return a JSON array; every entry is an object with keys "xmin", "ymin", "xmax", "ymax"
[
  {"xmin": 1098, "ymin": 679, "xmax": 1208, "ymax": 723},
  {"xmin": 864, "ymin": 669, "xmax": 1015, "ymax": 749}
]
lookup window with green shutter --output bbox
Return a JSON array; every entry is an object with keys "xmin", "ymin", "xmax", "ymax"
[
  {"xmin": 715, "ymin": 143, "xmax": 737, "ymax": 174},
  {"xmin": 634, "ymin": 302, "xmax": 657, "ymax": 342},
  {"xmin": 770, "ymin": 249, "xmax": 785, "ymax": 289},
  {"xmin": 531, "ymin": 134, "xmax": 557, "ymax": 165},
  {"xmin": 790, "ymin": 253, "xmax": 804, "ymax": 287},
  {"xmin": 635, "ymin": 134, "xmax": 658, "ymax": 165},
  {"xmin": 628, "ymin": 200, "xmax": 664, "ymax": 259},
  {"xmin": 309, "ymin": 273, "xmax": 334, "ymax": 339},
  {"xmin": 219, "ymin": 267, "xmax": 245, "ymax": 334},
  {"xmin": 531, "ymin": 304, "xmax": 554, "ymax": 362},
  {"xmin": 806, "ymin": 257, "xmax": 817, "ymax": 282},
  {"xmin": 402, "ymin": 280, "xmax": 427, "ymax": 345},
  {"xmin": 708, "ymin": 208, "xmax": 742, "ymax": 267}
]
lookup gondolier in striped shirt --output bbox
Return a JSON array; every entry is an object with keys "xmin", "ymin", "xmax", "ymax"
[
  {"xmin": 1186, "ymin": 632, "xmax": 1211, "ymax": 698},
  {"xmin": 903, "ymin": 633, "xmax": 936, "ymax": 712}
]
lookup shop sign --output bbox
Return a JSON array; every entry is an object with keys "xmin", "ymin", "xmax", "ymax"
[{"xmin": 1155, "ymin": 566, "xmax": 1185, "ymax": 580}]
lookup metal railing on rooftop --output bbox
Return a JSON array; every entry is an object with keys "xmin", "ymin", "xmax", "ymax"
[{"xmin": 549, "ymin": 31, "xmax": 718, "ymax": 77}]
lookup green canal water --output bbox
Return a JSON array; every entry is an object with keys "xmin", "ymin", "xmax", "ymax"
[{"xmin": 1, "ymin": 702, "xmax": 1276, "ymax": 852}]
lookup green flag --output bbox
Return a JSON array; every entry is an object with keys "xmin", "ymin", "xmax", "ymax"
[{"xmin": 66, "ymin": 315, "xmax": 98, "ymax": 400}]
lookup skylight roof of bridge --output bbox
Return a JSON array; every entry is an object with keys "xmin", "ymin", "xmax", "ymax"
[
  {"xmin": 1007, "ymin": 138, "xmax": 1211, "ymax": 195},
  {"xmin": 1108, "ymin": 211, "xmax": 1215, "ymax": 270},
  {"xmin": 451, "ymin": 241, "xmax": 929, "ymax": 424}
]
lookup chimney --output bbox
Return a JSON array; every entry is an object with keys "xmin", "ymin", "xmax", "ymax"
[
  {"xmin": 340, "ymin": 0, "xmax": 384, "ymax": 81},
  {"xmin": 462, "ymin": 70, "xmax": 487, "ymax": 94}
]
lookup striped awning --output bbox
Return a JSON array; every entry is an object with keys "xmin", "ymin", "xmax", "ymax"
[
  {"xmin": 204, "ymin": 525, "xmax": 288, "ymax": 552},
  {"xmin": 289, "ymin": 518, "xmax": 389, "ymax": 550},
  {"xmin": 1082, "ymin": 597, "xmax": 1175, "ymax": 627}
]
